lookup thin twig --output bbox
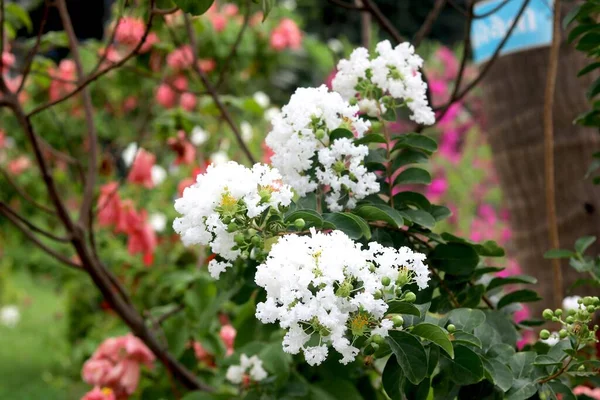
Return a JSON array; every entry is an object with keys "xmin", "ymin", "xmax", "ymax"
[
  {"xmin": 361, "ymin": 0, "xmax": 406, "ymax": 43},
  {"xmin": 413, "ymin": 0, "xmax": 447, "ymax": 47},
  {"xmin": 17, "ymin": 1, "xmax": 50, "ymax": 93},
  {"xmin": 544, "ymin": 0, "xmax": 563, "ymax": 309},
  {"xmin": 0, "ymin": 167, "xmax": 56, "ymax": 215},
  {"xmin": 215, "ymin": 0, "xmax": 251, "ymax": 89},
  {"xmin": 183, "ymin": 14, "xmax": 256, "ymax": 164},
  {"xmin": 0, "ymin": 202, "xmax": 70, "ymax": 242}
]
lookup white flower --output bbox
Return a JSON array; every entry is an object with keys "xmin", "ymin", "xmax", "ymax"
[
  {"xmin": 266, "ymin": 85, "xmax": 373, "ymax": 209},
  {"xmin": 240, "ymin": 121, "xmax": 253, "ymax": 142},
  {"xmin": 122, "ymin": 142, "xmax": 138, "ymax": 166},
  {"xmin": 191, "ymin": 126, "xmax": 208, "ymax": 146},
  {"xmin": 210, "ymin": 151, "xmax": 229, "ymax": 166},
  {"xmin": 562, "ymin": 295, "xmax": 582, "ymax": 312},
  {"xmin": 254, "ymin": 229, "xmax": 429, "ymax": 365},
  {"xmin": 173, "ymin": 162, "xmax": 293, "ymax": 278},
  {"xmin": 149, "ymin": 212, "xmax": 167, "ymax": 232},
  {"xmin": 253, "ymin": 91, "xmax": 271, "ymax": 108},
  {"xmin": 264, "ymin": 107, "xmax": 281, "ymax": 123},
  {"xmin": 327, "ymin": 38, "xmax": 344, "ymax": 54},
  {"xmin": 226, "ymin": 354, "xmax": 268, "ymax": 384},
  {"xmin": 332, "ymin": 47, "xmax": 371, "ymax": 100},
  {"xmin": 151, "ymin": 165, "xmax": 167, "ymax": 186},
  {"xmin": 0, "ymin": 305, "xmax": 20, "ymax": 328},
  {"xmin": 541, "ymin": 332, "xmax": 560, "ymax": 346}
]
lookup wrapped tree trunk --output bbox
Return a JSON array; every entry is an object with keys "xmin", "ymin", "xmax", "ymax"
[{"xmin": 479, "ymin": 41, "xmax": 600, "ymax": 316}]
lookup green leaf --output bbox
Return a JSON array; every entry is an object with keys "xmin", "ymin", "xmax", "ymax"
[
  {"xmin": 365, "ymin": 148, "xmax": 387, "ymax": 165},
  {"xmin": 260, "ymin": 0, "xmax": 275, "ymax": 20},
  {"xmin": 497, "ymin": 289, "xmax": 541, "ymax": 309},
  {"xmin": 393, "ymin": 191, "xmax": 431, "ymax": 210},
  {"xmin": 355, "ymin": 204, "xmax": 404, "ymax": 228},
  {"xmin": 323, "ymin": 212, "xmax": 371, "ymax": 240},
  {"xmin": 162, "ymin": 313, "xmax": 189, "ymax": 357},
  {"xmin": 543, "ymin": 381, "xmax": 576, "ymax": 400},
  {"xmin": 569, "ymin": 24, "xmax": 599, "ymax": 43},
  {"xmin": 448, "ymin": 308, "xmax": 486, "ymax": 332},
  {"xmin": 181, "ymin": 392, "xmax": 231, "ymax": 400},
  {"xmin": 448, "ymin": 345, "xmax": 484, "ymax": 385},
  {"xmin": 562, "ymin": 4, "xmax": 582, "ymax": 29},
  {"xmin": 386, "ymin": 301, "xmax": 421, "ymax": 317},
  {"xmin": 509, "ymin": 352, "xmax": 536, "ymax": 379},
  {"xmin": 173, "ymin": 0, "xmax": 215, "ymax": 15},
  {"xmin": 429, "ymin": 243, "xmax": 479, "ymax": 275},
  {"xmin": 577, "ymin": 32, "xmax": 600, "ymax": 53},
  {"xmin": 578, "ymin": 61, "xmax": 600, "ymax": 77},
  {"xmin": 392, "ymin": 149, "xmax": 429, "ymax": 170},
  {"xmin": 587, "ymin": 76, "xmax": 600, "ymax": 99},
  {"xmin": 382, "ymin": 355, "xmax": 403, "ymax": 400},
  {"xmin": 473, "ymin": 240, "xmax": 505, "ymax": 257},
  {"xmin": 482, "ymin": 358, "xmax": 513, "ymax": 392},
  {"xmin": 394, "ymin": 168, "xmax": 431, "ymax": 186},
  {"xmin": 6, "ymin": 3, "xmax": 32, "ymax": 32},
  {"xmin": 329, "ymin": 128, "xmax": 354, "ymax": 142},
  {"xmin": 506, "ymin": 379, "xmax": 537, "ymax": 400},
  {"xmin": 284, "ymin": 209, "xmax": 323, "ymax": 228},
  {"xmin": 392, "ymin": 133, "xmax": 438, "ymax": 154},
  {"xmin": 543, "ymin": 249, "xmax": 575, "ymax": 259},
  {"xmin": 533, "ymin": 355, "xmax": 563, "ymax": 367},
  {"xmin": 314, "ymin": 380, "xmax": 363, "ymax": 400},
  {"xmin": 452, "ymin": 331, "xmax": 482, "ymax": 349},
  {"xmin": 575, "ymin": 235, "xmax": 596, "ymax": 254},
  {"xmin": 387, "ymin": 331, "xmax": 428, "ymax": 385},
  {"xmin": 399, "ymin": 209, "xmax": 436, "ymax": 230},
  {"xmin": 411, "ymin": 323, "xmax": 454, "ymax": 359},
  {"xmin": 430, "ymin": 205, "xmax": 452, "ymax": 222},
  {"xmin": 354, "ymin": 133, "xmax": 386, "ymax": 145},
  {"xmin": 486, "ymin": 275, "xmax": 538, "ymax": 292}
]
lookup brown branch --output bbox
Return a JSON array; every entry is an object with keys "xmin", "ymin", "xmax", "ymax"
[
  {"xmin": 0, "ymin": 203, "xmax": 79, "ymax": 268},
  {"xmin": 0, "ymin": 202, "xmax": 70, "ymax": 242},
  {"xmin": 0, "ymin": 0, "xmax": 7, "ymax": 95},
  {"xmin": 215, "ymin": 0, "xmax": 251, "ymax": 89},
  {"xmin": 544, "ymin": 0, "xmax": 563, "ymax": 309},
  {"xmin": 17, "ymin": 1, "xmax": 50, "ymax": 94},
  {"xmin": 55, "ymin": 0, "xmax": 98, "ymax": 232},
  {"xmin": 183, "ymin": 14, "xmax": 256, "ymax": 164},
  {"xmin": 413, "ymin": 0, "xmax": 447, "ymax": 47},
  {"xmin": 153, "ymin": 6, "xmax": 179, "ymax": 15},
  {"xmin": 361, "ymin": 0, "xmax": 406, "ymax": 43},
  {"xmin": 0, "ymin": 167, "xmax": 56, "ymax": 215}
]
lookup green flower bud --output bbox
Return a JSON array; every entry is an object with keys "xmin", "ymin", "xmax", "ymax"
[
  {"xmin": 234, "ymin": 233, "xmax": 245, "ymax": 245},
  {"xmin": 542, "ymin": 309, "xmax": 554, "ymax": 320},
  {"xmin": 583, "ymin": 297, "xmax": 593, "ymax": 306},
  {"xmin": 315, "ymin": 129, "xmax": 326, "ymax": 140},
  {"xmin": 578, "ymin": 365, "xmax": 586, "ymax": 372},
  {"xmin": 374, "ymin": 290, "xmax": 383, "ymax": 300},
  {"xmin": 370, "ymin": 342, "xmax": 380, "ymax": 352},
  {"xmin": 587, "ymin": 305, "xmax": 596, "ymax": 313},
  {"xmin": 404, "ymin": 292, "xmax": 416, "ymax": 303},
  {"xmin": 294, "ymin": 218, "xmax": 306, "ymax": 230},
  {"xmin": 372, "ymin": 334, "xmax": 385, "ymax": 345},
  {"xmin": 381, "ymin": 276, "xmax": 391, "ymax": 287},
  {"xmin": 227, "ymin": 222, "xmax": 239, "ymax": 233},
  {"xmin": 363, "ymin": 343, "xmax": 376, "ymax": 356},
  {"xmin": 552, "ymin": 317, "xmax": 560, "ymax": 322},
  {"xmin": 581, "ymin": 310, "xmax": 590, "ymax": 319},
  {"xmin": 447, "ymin": 324, "xmax": 456, "ymax": 333},
  {"xmin": 566, "ymin": 316, "xmax": 575, "ymax": 324},
  {"xmin": 348, "ymin": 97, "xmax": 358, "ymax": 106},
  {"xmin": 336, "ymin": 282, "xmax": 353, "ymax": 298},
  {"xmin": 559, "ymin": 329, "xmax": 568, "ymax": 339},
  {"xmin": 247, "ymin": 228, "xmax": 257, "ymax": 237},
  {"xmin": 554, "ymin": 309, "xmax": 563, "ymax": 317},
  {"xmin": 540, "ymin": 329, "xmax": 551, "ymax": 340},
  {"xmin": 251, "ymin": 235, "xmax": 262, "ymax": 246},
  {"xmin": 222, "ymin": 216, "xmax": 232, "ymax": 224},
  {"xmin": 241, "ymin": 251, "xmax": 249, "ymax": 260},
  {"xmin": 392, "ymin": 315, "xmax": 404, "ymax": 327},
  {"xmin": 368, "ymin": 262, "xmax": 376, "ymax": 272},
  {"xmin": 568, "ymin": 308, "xmax": 577, "ymax": 316}
]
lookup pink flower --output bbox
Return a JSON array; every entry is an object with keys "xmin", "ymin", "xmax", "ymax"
[
  {"xmin": 219, "ymin": 324, "xmax": 236, "ymax": 356},
  {"xmin": 123, "ymin": 96, "xmax": 138, "ymax": 113},
  {"xmin": 270, "ymin": 18, "xmax": 302, "ymax": 51},
  {"xmin": 425, "ymin": 177, "xmax": 448, "ymax": 202},
  {"xmin": 82, "ymin": 359, "xmax": 113, "ymax": 386},
  {"xmin": 209, "ymin": 13, "xmax": 227, "ymax": 32},
  {"xmin": 574, "ymin": 386, "xmax": 600, "ymax": 399},
  {"xmin": 436, "ymin": 47, "xmax": 459, "ymax": 81},
  {"xmin": 0, "ymin": 130, "xmax": 6, "ymax": 148},
  {"xmin": 49, "ymin": 59, "xmax": 77, "ymax": 101},
  {"xmin": 156, "ymin": 84, "xmax": 177, "ymax": 108},
  {"xmin": 114, "ymin": 17, "xmax": 157, "ymax": 53},
  {"xmin": 1, "ymin": 51, "xmax": 15, "ymax": 73},
  {"xmin": 221, "ymin": 3, "xmax": 239, "ymax": 16},
  {"xmin": 167, "ymin": 130, "xmax": 196, "ymax": 165},
  {"xmin": 125, "ymin": 209, "xmax": 157, "ymax": 266},
  {"xmin": 81, "ymin": 387, "xmax": 116, "ymax": 400},
  {"xmin": 128, "ymin": 149, "xmax": 155, "ymax": 188},
  {"xmin": 167, "ymin": 45, "xmax": 194, "ymax": 70},
  {"xmin": 192, "ymin": 341, "xmax": 215, "ymax": 366},
  {"xmin": 198, "ymin": 58, "xmax": 216, "ymax": 73},
  {"xmin": 172, "ymin": 75, "xmax": 188, "ymax": 92},
  {"xmin": 180, "ymin": 92, "xmax": 197, "ymax": 111},
  {"xmin": 7, "ymin": 156, "xmax": 31, "ymax": 175},
  {"xmin": 249, "ymin": 12, "xmax": 264, "ymax": 27}
]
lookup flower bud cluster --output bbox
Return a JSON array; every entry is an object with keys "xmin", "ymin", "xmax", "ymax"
[{"xmin": 540, "ymin": 296, "xmax": 600, "ymax": 346}]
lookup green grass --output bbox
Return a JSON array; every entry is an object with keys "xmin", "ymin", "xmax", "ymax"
[{"xmin": 0, "ymin": 271, "xmax": 88, "ymax": 400}]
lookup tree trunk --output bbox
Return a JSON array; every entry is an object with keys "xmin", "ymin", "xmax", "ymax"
[{"xmin": 479, "ymin": 41, "xmax": 600, "ymax": 316}]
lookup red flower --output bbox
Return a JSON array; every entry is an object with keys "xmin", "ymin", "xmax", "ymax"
[
  {"xmin": 125, "ymin": 208, "xmax": 157, "ymax": 266},
  {"xmin": 128, "ymin": 149, "xmax": 155, "ymax": 188},
  {"xmin": 98, "ymin": 182, "xmax": 122, "ymax": 227},
  {"xmin": 167, "ymin": 130, "xmax": 196, "ymax": 165}
]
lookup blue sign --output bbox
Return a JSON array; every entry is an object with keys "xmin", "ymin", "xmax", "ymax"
[{"xmin": 471, "ymin": 0, "xmax": 554, "ymax": 64}]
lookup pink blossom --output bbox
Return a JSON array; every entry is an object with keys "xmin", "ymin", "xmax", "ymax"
[
  {"xmin": 172, "ymin": 75, "xmax": 188, "ymax": 92},
  {"xmin": 574, "ymin": 386, "xmax": 600, "ymax": 400},
  {"xmin": 192, "ymin": 341, "xmax": 215, "ymax": 366},
  {"xmin": 49, "ymin": 59, "xmax": 77, "ymax": 101},
  {"xmin": 435, "ymin": 47, "xmax": 459, "ymax": 80},
  {"xmin": 128, "ymin": 149, "xmax": 155, "ymax": 188},
  {"xmin": 425, "ymin": 177, "xmax": 448, "ymax": 202},
  {"xmin": 1, "ymin": 51, "xmax": 15, "ymax": 73},
  {"xmin": 167, "ymin": 130, "xmax": 196, "ymax": 165},
  {"xmin": 270, "ymin": 18, "xmax": 302, "ymax": 51},
  {"xmin": 82, "ymin": 359, "xmax": 113, "ymax": 387},
  {"xmin": 156, "ymin": 84, "xmax": 177, "ymax": 108},
  {"xmin": 167, "ymin": 45, "xmax": 194, "ymax": 70},
  {"xmin": 198, "ymin": 58, "xmax": 216, "ymax": 73},
  {"xmin": 114, "ymin": 17, "xmax": 157, "ymax": 53},
  {"xmin": 98, "ymin": 182, "xmax": 122, "ymax": 227},
  {"xmin": 0, "ymin": 130, "xmax": 6, "ymax": 148},
  {"xmin": 222, "ymin": 3, "xmax": 239, "ymax": 16},
  {"xmin": 8, "ymin": 156, "xmax": 31, "ymax": 175},
  {"xmin": 219, "ymin": 324, "xmax": 236, "ymax": 355},
  {"xmin": 81, "ymin": 387, "xmax": 116, "ymax": 400},
  {"xmin": 180, "ymin": 92, "xmax": 197, "ymax": 111},
  {"xmin": 209, "ymin": 13, "xmax": 227, "ymax": 32},
  {"xmin": 125, "ymin": 208, "xmax": 157, "ymax": 266},
  {"xmin": 249, "ymin": 12, "xmax": 264, "ymax": 27}
]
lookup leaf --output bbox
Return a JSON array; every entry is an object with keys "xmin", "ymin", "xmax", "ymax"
[
  {"xmin": 329, "ymin": 128, "xmax": 354, "ymax": 142},
  {"xmin": 562, "ymin": 4, "xmax": 582, "ymax": 29},
  {"xmin": 473, "ymin": 240, "xmax": 505, "ymax": 257},
  {"xmin": 382, "ymin": 355, "xmax": 403, "ymax": 400},
  {"xmin": 392, "ymin": 133, "xmax": 438, "ymax": 154},
  {"xmin": 355, "ymin": 204, "xmax": 404, "ymax": 228},
  {"xmin": 569, "ymin": 24, "xmax": 599, "ymax": 44},
  {"xmin": 486, "ymin": 275, "xmax": 538, "ymax": 292},
  {"xmin": 260, "ymin": 0, "xmax": 275, "ymax": 20},
  {"xmin": 497, "ymin": 289, "xmax": 541, "ymax": 309},
  {"xmin": 314, "ymin": 380, "xmax": 363, "ymax": 400},
  {"xmin": 509, "ymin": 352, "xmax": 536, "ymax": 379},
  {"xmin": 451, "ymin": 331, "xmax": 482, "ymax": 349},
  {"xmin": 162, "ymin": 313, "xmax": 189, "ymax": 357},
  {"xmin": 284, "ymin": 209, "xmax": 323, "ymax": 228},
  {"xmin": 543, "ymin": 381, "xmax": 576, "ymax": 400},
  {"xmin": 543, "ymin": 249, "xmax": 575, "ymax": 259},
  {"xmin": 482, "ymin": 358, "xmax": 513, "ymax": 392},
  {"xmin": 386, "ymin": 331, "xmax": 428, "ymax": 385},
  {"xmin": 411, "ymin": 323, "xmax": 454, "ymax": 359},
  {"xmin": 430, "ymin": 205, "xmax": 452, "ymax": 222},
  {"xmin": 323, "ymin": 212, "xmax": 371, "ymax": 240},
  {"xmin": 429, "ymin": 243, "xmax": 479, "ymax": 276},
  {"xmin": 578, "ymin": 61, "xmax": 600, "ymax": 77},
  {"xmin": 393, "ymin": 191, "xmax": 431, "ymax": 210},
  {"xmin": 6, "ymin": 3, "xmax": 32, "ymax": 32},
  {"xmin": 587, "ymin": 76, "xmax": 600, "ymax": 99},
  {"xmin": 394, "ymin": 168, "xmax": 431, "ymax": 186},
  {"xmin": 181, "ymin": 392, "xmax": 231, "ymax": 400},
  {"xmin": 173, "ymin": 0, "xmax": 215, "ymax": 15},
  {"xmin": 575, "ymin": 235, "xmax": 596, "ymax": 254},
  {"xmin": 448, "ymin": 345, "xmax": 484, "ymax": 385},
  {"xmin": 392, "ymin": 149, "xmax": 429, "ymax": 170},
  {"xmin": 533, "ymin": 355, "xmax": 563, "ymax": 367},
  {"xmin": 386, "ymin": 301, "xmax": 421, "ymax": 317},
  {"xmin": 506, "ymin": 379, "xmax": 537, "ymax": 400},
  {"xmin": 365, "ymin": 148, "xmax": 387, "ymax": 165},
  {"xmin": 399, "ymin": 209, "xmax": 436, "ymax": 230},
  {"xmin": 354, "ymin": 133, "xmax": 386, "ymax": 145},
  {"xmin": 448, "ymin": 308, "xmax": 486, "ymax": 332}
]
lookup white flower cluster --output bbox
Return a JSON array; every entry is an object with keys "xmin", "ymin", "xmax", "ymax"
[
  {"xmin": 332, "ymin": 40, "xmax": 435, "ymax": 125},
  {"xmin": 266, "ymin": 85, "xmax": 378, "ymax": 211},
  {"xmin": 562, "ymin": 295, "xmax": 582, "ymax": 312},
  {"xmin": 225, "ymin": 354, "xmax": 268, "ymax": 384},
  {"xmin": 254, "ymin": 229, "xmax": 429, "ymax": 366},
  {"xmin": 173, "ymin": 161, "xmax": 293, "ymax": 278}
]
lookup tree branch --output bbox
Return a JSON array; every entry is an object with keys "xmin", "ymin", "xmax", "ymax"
[
  {"xmin": 0, "ymin": 202, "xmax": 70, "ymax": 242},
  {"xmin": 413, "ymin": 0, "xmax": 447, "ymax": 47},
  {"xmin": 0, "ymin": 167, "xmax": 56, "ymax": 215},
  {"xmin": 215, "ymin": 0, "xmax": 251, "ymax": 89}
]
